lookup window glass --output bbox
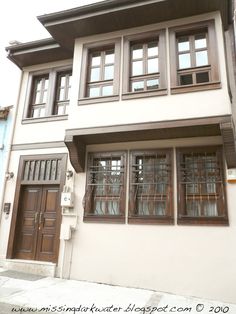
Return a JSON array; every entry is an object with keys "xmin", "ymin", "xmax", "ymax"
[
  {"xmin": 147, "ymin": 79, "xmax": 159, "ymax": 90},
  {"xmin": 91, "ymin": 53, "xmax": 101, "ymax": 66},
  {"xmin": 179, "ymin": 53, "xmax": 191, "ymax": 69},
  {"xmin": 195, "ymin": 34, "xmax": 207, "ymax": 49},
  {"xmin": 104, "ymin": 65, "xmax": 114, "ymax": 80},
  {"xmin": 132, "ymin": 81, "xmax": 144, "ymax": 92},
  {"xmin": 148, "ymin": 58, "xmax": 158, "ymax": 73},
  {"xmin": 89, "ymin": 87, "xmax": 100, "ymax": 97},
  {"xmin": 132, "ymin": 61, "xmax": 143, "ymax": 76},
  {"xmin": 102, "ymin": 85, "xmax": 113, "ymax": 96},
  {"xmin": 148, "ymin": 42, "xmax": 158, "ymax": 57},
  {"xmin": 196, "ymin": 51, "xmax": 208, "ymax": 67},
  {"xmin": 132, "ymin": 44, "xmax": 143, "ymax": 59},
  {"xmin": 90, "ymin": 68, "xmax": 100, "ymax": 82},
  {"xmin": 178, "ymin": 38, "xmax": 190, "ymax": 52},
  {"xmin": 105, "ymin": 51, "xmax": 114, "ymax": 64}
]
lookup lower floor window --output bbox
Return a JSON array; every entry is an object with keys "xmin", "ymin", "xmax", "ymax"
[
  {"xmin": 177, "ymin": 146, "xmax": 228, "ymax": 225},
  {"xmin": 83, "ymin": 146, "xmax": 228, "ymax": 225},
  {"xmin": 83, "ymin": 152, "xmax": 126, "ymax": 222}
]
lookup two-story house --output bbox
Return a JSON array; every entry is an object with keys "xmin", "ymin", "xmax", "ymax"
[{"xmin": 1, "ymin": 0, "xmax": 236, "ymax": 303}]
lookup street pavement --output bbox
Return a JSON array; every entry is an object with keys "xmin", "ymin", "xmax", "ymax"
[{"xmin": 0, "ymin": 268, "xmax": 235, "ymax": 314}]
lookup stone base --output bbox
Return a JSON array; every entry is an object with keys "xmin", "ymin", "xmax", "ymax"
[{"xmin": 3, "ymin": 259, "xmax": 56, "ymax": 277}]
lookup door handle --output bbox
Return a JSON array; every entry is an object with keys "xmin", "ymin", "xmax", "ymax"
[
  {"xmin": 34, "ymin": 212, "xmax": 38, "ymax": 224},
  {"xmin": 39, "ymin": 212, "xmax": 43, "ymax": 224}
]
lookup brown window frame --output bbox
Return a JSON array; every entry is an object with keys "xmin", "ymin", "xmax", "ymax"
[
  {"xmin": 79, "ymin": 38, "xmax": 121, "ymax": 105},
  {"xmin": 23, "ymin": 66, "xmax": 72, "ymax": 123},
  {"xmin": 169, "ymin": 20, "xmax": 221, "ymax": 94},
  {"xmin": 122, "ymin": 30, "xmax": 167, "ymax": 100},
  {"xmin": 177, "ymin": 146, "xmax": 228, "ymax": 226},
  {"xmin": 128, "ymin": 149, "xmax": 173, "ymax": 224},
  {"xmin": 83, "ymin": 151, "xmax": 126, "ymax": 223},
  {"xmin": 53, "ymin": 70, "xmax": 72, "ymax": 115}
]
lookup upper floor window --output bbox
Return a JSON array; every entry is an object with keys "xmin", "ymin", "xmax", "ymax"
[
  {"xmin": 123, "ymin": 31, "xmax": 167, "ymax": 99},
  {"xmin": 54, "ymin": 71, "xmax": 72, "ymax": 115},
  {"xmin": 83, "ymin": 152, "xmax": 126, "ymax": 222},
  {"xmin": 29, "ymin": 75, "xmax": 49, "ymax": 118},
  {"xmin": 177, "ymin": 146, "xmax": 228, "ymax": 225},
  {"xmin": 25, "ymin": 67, "xmax": 72, "ymax": 122},
  {"xmin": 79, "ymin": 39, "xmax": 121, "ymax": 105},
  {"xmin": 169, "ymin": 20, "xmax": 220, "ymax": 93}
]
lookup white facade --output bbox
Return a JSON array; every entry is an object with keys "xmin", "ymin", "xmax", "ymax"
[{"xmin": 1, "ymin": 1, "xmax": 236, "ymax": 304}]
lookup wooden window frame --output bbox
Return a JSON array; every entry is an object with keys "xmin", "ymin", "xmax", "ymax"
[
  {"xmin": 79, "ymin": 38, "xmax": 121, "ymax": 105},
  {"xmin": 169, "ymin": 20, "xmax": 221, "ymax": 94},
  {"xmin": 23, "ymin": 66, "xmax": 72, "ymax": 123},
  {"xmin": 128, "ymin": 149, "xmax": 173, "ymax": 224},
  {"xmin": 122, "ymin": 30, "xmax": 167, "ymax": 100},
  {"xmin": 53, "ymin": 70, "xmax": 72, "ymax": 115},
  {"xmin": 177, "ymin": 146, "xmax": 228, "ymax": 226},
  {"xmin": 83, "ymin": 151, "xmax": 126, "ymax": 223}
]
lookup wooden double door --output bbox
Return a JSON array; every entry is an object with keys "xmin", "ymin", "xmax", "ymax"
[{"xmin": 14, "ymin": 185, "xmax": 61, "ymax": 262}]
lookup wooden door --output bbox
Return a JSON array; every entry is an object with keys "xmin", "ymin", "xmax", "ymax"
[{"xmin": 14, "ymin": 185, "xmax": 61, "ymax": 262}]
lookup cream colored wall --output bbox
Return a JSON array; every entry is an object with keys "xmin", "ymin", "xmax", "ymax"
[
  {"xmin": 68, "ymin": 11, "xmax": 231, "ymax": 129},
  {"xmin": 60, "ymin": 136, "xmax": 236, "ymax": 304}
]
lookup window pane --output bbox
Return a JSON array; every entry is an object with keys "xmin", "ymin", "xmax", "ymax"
[
  {"xmin": 57, "ymin": 105, "xmax": 65, "ymax": 115},
  {"xmin": 132, "ymin": 81, "xmax": 144, "ymax": 92},
  {"xmin": 44, "ymin": 79, "xmax": 49, "ymax": 89},
  {"xmin": 196, "ymin": 72, "xmax": 209, "ymax": 83},
  {"xmin": 39, "ymin": 107, "xmax": 45, "ymax": 117},
  {"xmin": 36, "ymin": 80, "xmax": 42, "ymax": 92},
  {"xmin": 196, "ymin": 51, "xmax": 208, "ymax": 67},
  {"xmin": 60, "ymin": 76, "xmax": 66, "ymax": 87},
  {"xmin": 105, "ymin": 51, "xmax": 114, "ymax": 64},
  {"xmin": 132, "ymin": 44, "xmax": 143, "ymax": 59},
  {"xmin": 132, "ymin": 61, "xmax": 143, "ymax": 76},
  {"xmin": 148, "ymin": 58, "xmax": 159, "ymax": 73},
  {"xmin": 148, "ymin": 42, "xmax": 158, "ymax": 57},
  {"xmin": 42, "ymin": 91, "xmax": 47, "ymax": 103},
  {"xmin": 178, "ymin": 38, "xmax": 190, "ymax": 52},
  {"xmin": 195, "ymin": 34, "xmax": 207, "ymax": 49},
  {"xmin": 104, "ymin": 65, "xmax": 114, "ymax": 80},
  {"xmin": 147, "ymin": 79, "xmax": 159, "ymax": 90},
  {"xmin": 90, "ymin": 68, "xmax": 100, "ymax": 82},
  {"xmin": 180, "ymin": 74, "xmax": 193, "ymax": 85},
  {"xmin": 102, "ymin": 85, "xmax": 113, "ymax": 96},
  {"xmin": 59, "ymin": 89, "xmax": 65, "ymax": 101},
  {"xmin": 67, "ymin": 87, "xmax": 71, "ymax": 100},
  {"xmin": 32, "ymin": 108, "xmax": 40, "ymax": 118},
  {"xmin": 89, "ymin": 87, "xmax": 100, "ymax": 97},
  {"xmin": 91, "ymin": 53, "xmax": 101, "ymax": 66},
  {"xmin": 35, "ymin": 91, "xmax": 41, "ymax": 104},
  {"xmin": 179, "ymin": 53, "xmax": 191, "ymax": 69},
  {"xmin": 204, "ymin": 202, "xmax": 218, "ymax": 217}
]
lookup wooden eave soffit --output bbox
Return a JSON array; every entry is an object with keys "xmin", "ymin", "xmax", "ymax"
[{"xmin": 220, "ymin": 121, "xmax": 236, "ymax": 168}]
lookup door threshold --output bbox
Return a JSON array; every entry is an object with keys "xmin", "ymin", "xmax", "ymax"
[{"xmin": 3, "ymin": 259, "xmax": 56, "ymax": 277}]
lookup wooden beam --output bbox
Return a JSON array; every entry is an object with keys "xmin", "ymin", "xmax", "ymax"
[{"xmin": 64, "ymin": 135, "xmax": 86, "ymax": 173}]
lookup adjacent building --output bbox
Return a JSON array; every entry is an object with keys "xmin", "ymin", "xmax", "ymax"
[{"xmin": 1, "ymin": 0, "xmax": 236, "ymax": 303}]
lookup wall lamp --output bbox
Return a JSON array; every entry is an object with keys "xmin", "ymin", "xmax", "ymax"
[
  {"xmin": 66, "ymin": 170, "xmax": 73, "ymax": 179},
  {"xmin": 5, "ymin": 171, "xmax": 14, "ymax": 180}
]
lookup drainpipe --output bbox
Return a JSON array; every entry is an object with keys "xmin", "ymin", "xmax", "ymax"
[{"xmin": 0, "ymin": 72, "xmax": 23, "ymax": 224}]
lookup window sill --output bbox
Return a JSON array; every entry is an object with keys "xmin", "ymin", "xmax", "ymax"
[
  {"xmin": 171, "ymin": 81, "xmax": 221, "ymax": 94},
  {"xmin": 22, "ymin": 115, "xmax": 68, "ymax": 124},
  {"xmin": 128, "ymin": 216, "xmax": 174, "ymax": 225},
  {"xmin": 122, "ymin": 88, "xmax": 167, "ymax": 100},
  {"xmin": 83, "ymin": 214, "xmax": 125, "ymax": 224},
  {"xmin": 78, "ymin": 95, "xmax": 119, "ymax": 105},
  {"xmin": 177, "ymin": 216, "xmax": 229, "ymax": 226}
]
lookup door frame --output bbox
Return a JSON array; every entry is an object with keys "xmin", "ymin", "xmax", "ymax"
[{"xmin": 7, "ymin": 153, "xmax": 67, "ymax": 263}]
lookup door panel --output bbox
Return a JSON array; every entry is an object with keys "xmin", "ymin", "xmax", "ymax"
[
  {"xmin": 14, "ymin": 186, "xmax": 41, "ymax": 260},
  {"xmin": 14, "ymin": 185, "xmax": 61, "ymax": 262},
  {"xmin": 36, "ymin": 186, "xmax": 60, "ymax": 262}
]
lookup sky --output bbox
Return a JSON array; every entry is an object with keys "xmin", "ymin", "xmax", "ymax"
[{"xmin": 0, "ymin": 0, "xmax": 103, "ymax": 106}]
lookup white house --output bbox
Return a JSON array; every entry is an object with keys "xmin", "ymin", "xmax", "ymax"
[{"xmin": 1, "ymin": 0, "xmax": 236, "ymax": 303}]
